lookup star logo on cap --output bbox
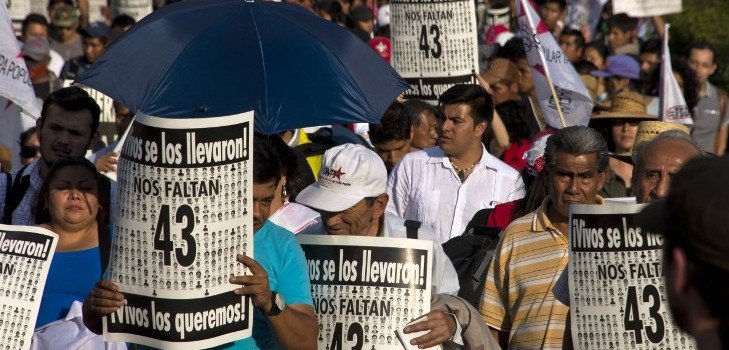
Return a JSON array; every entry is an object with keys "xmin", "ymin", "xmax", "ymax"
[{"xmin": 333, "ymin": 167, "xmax": 346, "ymax": 180}]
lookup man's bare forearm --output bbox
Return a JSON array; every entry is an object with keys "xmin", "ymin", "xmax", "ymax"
[{"xmin": 268, "ymin": 304, "xmax": 318, "ymax": 350}]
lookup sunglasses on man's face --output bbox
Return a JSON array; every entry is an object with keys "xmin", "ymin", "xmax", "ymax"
[{"xmin": 21, "ymin": 146, "xmax": 40, "ymax": 159}]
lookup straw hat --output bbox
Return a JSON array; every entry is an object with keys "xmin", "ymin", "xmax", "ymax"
[
  {"xmin": 633, "ymin": 120, "xmax": 691, "ymax": 149},
  {"xmin": 592, "ymin": 91, "xmax": 657, "ymax": 120}
]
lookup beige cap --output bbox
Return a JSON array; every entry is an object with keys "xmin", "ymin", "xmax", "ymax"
[{"xmin": 633, "ymin": 120, "xmax": 691, "ymax": 149}]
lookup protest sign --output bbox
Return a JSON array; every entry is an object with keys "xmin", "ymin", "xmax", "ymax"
[
  {"xmin": 297, "ymin": 235, "xmax": 433, "ymax": 350},
  {"xmin": 568, "ymin": 204, "xmax": 695, "ymax": 349},
  {"xmin": 391, "ymin": 0, "xmax": 478, "ymax": 102},
  {"xmin": 111, "ymin": 0, "xmax": 153, "ymax": 22},
  {"xmin": 613, "ymin": 0, "xmax": 682, "ymax": 17},
  {"xmin": 103, "ymin": 112, "xmax": 254, "ymax": 349},
  {"xmin": 0, "ymin": 224, "xmax": 58, "ymax": 350},
  {"xmin": 65, "ymin": 81, "xmax": 117, "ymax": 147}
]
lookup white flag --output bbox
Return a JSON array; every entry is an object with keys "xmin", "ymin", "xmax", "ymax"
[
  {"xmin": 659, "ymin": 24, "xmax": 693, "ymax": 125},
  {"xmin": 0, "ymin": 0, "xmax": 40, "ymax": 119},
  {"xmin": 516, "ymin": 0, "xmax": 593, "ymax": 129}
]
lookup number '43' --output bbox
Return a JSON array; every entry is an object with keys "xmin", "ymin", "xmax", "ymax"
[
  {"xmin": 624, "ymin": 285, "xmax": 665, "ymax": 344},
  {"xmin": 419, "ymin": 24, "xmax": 442, "ymax": 59},
  {"xmin": 154, "ymin": 204, "xmax": 197, "ymax": 267}
]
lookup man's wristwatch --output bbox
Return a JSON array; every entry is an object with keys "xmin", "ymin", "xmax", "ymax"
[{"xmin": 261, "ymin": 291, "xmax": 285, "ymax": 317}]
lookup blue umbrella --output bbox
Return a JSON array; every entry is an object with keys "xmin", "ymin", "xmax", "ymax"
[{"xmin": 75, "ymin": 0, "xmax": 408, "ymax": 134}]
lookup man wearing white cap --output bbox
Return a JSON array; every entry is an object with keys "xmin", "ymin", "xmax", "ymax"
[{"xmin": 297, "ymin": 143, "xmax": 484, "ymax": 348}]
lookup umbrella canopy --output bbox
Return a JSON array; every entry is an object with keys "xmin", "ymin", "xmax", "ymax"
[{"xmin": 75, "ymin": 0, "xmax": 408, "ymax": 134}]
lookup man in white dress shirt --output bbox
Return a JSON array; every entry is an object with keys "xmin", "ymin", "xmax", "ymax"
[{"xmin": 387, "ymin": 84, "xmax": 525, "ymax": 243}]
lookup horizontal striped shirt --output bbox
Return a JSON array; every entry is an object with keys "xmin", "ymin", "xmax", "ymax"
[{"xmin": 480, "ymin": 197, "xmax": 602, "ymax": 349}]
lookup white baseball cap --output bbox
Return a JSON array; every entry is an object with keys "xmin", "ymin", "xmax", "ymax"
[{"xmin": 296, "ymin": 143, "xmax": 387, "ymax": 212}]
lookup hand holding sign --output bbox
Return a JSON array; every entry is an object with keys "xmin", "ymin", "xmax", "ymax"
[
  {"xmin": 95, "ymin": 152, "xmax": 119, "ymax": 172},
  {"xmin": 403, "ymin": 310, "xmax": 456, "ymax": 348},
  {"xmin": 83, "ymin": 280, "xmax": 126, "ymax": 334},
  {"xmin": 230, "ymin": 254, "xmax": 273, "ymax": 314}
]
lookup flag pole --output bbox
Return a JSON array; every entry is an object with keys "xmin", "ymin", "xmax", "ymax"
[
  {"xmin": 544, "ymin": 73, "xmax": 568, "ymax": 128},
  {"xmin": 519, "ymin": 0, "xmax": 568, "ymax": 128}
]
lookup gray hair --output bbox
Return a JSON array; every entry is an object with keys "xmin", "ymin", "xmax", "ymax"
[
  {"xmin": 631, "ymin": 130, "xmax": 703, "ymax": 169},
  {"xmin": 544, "ymin": 126, "xmax": 609, "ymax": 171}
]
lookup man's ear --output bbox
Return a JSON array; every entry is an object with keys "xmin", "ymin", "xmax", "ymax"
[
  {"xmin": 474, "ymin": 120, "xmax": 488, "ymax": 139},
  {"xmin": 373, "ymin": 193, "xmax": 389, "ymax": 220},
  {"xmin": 596, "ymin": 169, "xmax": 607, "ymax": 190}
]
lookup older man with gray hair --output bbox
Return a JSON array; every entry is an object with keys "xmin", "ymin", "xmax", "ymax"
[
  {"xmin": 631, "ymin": 126, "xmax": 703, "ymax": 204},
  {"xmin": 481, "ymin": 126, "xmax": 608, "ymax": 349}
]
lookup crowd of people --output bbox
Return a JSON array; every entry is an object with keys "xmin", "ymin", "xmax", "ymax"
[{"xmin": 1, "ymin": 0, "xmax": 728, "ymax": 349}]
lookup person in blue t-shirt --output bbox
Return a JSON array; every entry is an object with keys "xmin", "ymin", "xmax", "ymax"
[
  {"xmin": 81, "ymin": 134, "xmax": 318, "ymax": 349},
  {"xmin": 35, "ymin": 157, "xmax": 109, "ymax": 328}
]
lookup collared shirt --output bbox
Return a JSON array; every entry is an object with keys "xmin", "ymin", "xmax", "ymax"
[
  {"xmin": 4, "ymin": 159, "xmax": 117, "ymax": 226},
  {"xmin": 693, "ymin": 81, "xmax": 728, "ymax": 153},
  {"xmin": 480, "ymin": 197, "xmax": 603, "ymax": 349},
  {"xmin": 387, "ymin": 145, "xmax": 525, "ymax": 243}
]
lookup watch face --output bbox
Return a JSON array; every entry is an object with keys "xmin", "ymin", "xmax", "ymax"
[{"xmin": 275, "ymin": 292, "xmax": 285, "ymax": 310}]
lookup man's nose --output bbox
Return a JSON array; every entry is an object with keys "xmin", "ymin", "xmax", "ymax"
[{"xmin": 652, "ymin": 174, "xmax": 671, "ymax": 200}]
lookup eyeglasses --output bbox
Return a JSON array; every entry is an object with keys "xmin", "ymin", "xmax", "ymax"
[{"xmin": 21, "ymin": 146, "xmax": 40, "ymax": 158}]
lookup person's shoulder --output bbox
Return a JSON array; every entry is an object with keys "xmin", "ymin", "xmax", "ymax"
[
  {"xmin": 401, "ymin": 146, "xmax": 444, "ymax": 163},
  {"xmin": 501, "ymin": 210, "xmax": 536, "ymax": 237},
  {"xmin": 482, "ymin": 151, "xmax": 522, "ymax": 179},
  {"xmin": 255, "ymin": 221, "xmax": 299, "ymax": 250}
]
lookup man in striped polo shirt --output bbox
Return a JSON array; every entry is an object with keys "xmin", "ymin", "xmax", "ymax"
[{"xmin": 480, "ymin": 126, "xmax": 608, "ymax": 349}]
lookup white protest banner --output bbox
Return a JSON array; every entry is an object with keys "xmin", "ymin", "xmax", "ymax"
[
  {"xmin": 516, "ymin": 0, "xmax": 594, "ymax": 129},
  {"xmin": 8, "ymin": 0, "xmax": 46, "ymax": 36},
  {"xmin": 659, "ymin": 24, "xmax": 693, "ymax": 125},
  {"xmin": 297, "ymin": 235, "xmax": 433, "ymax": 350},
  {"xmin": 66, "ymin": 81, "xmax": 117, "ymax": 147},
  {"xmin": 103, "ymin": 112, "xmax": 254, "ymax": 349},
  {"xmin": 111, "ymin": 0, "xmax": 153, "ymax": 22},
  {"xmin": 0, "ymin": 224, "xmax": 58, "ymax": 350},
  {"xmin": 568, "ymin": 204, "xmax": 696, "ymax": 349},
  {"xmin": 391, "ymin": 0, "xmax": 478, "ymax": 102},
  {"xmin": 0, "ymin": 1, "xmax": 41, "ymax": 119},
  {"xmin": 613, "ymin": 0, "xmax": 682, "ymax": 17}
]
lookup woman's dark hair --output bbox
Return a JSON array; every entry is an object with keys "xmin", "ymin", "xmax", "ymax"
[
  {"xmin": 513, "ymin": 169, "xmax": 549, "ymax": 218},
  {"xmin": 573, "ymin": 60, "xmax": 598, "ymax": 75},
  {"xmin": 495, "ymin": 100, "xmax": 533, "ymax": 143},
  {"xmin": 34, "ymin": 157, "xmax": 100, "ymax": 224},
  {"xmin": 253, "ymin": 133, "xmax": 283, "ymax": 185},
  {"xmin": 267, "ymin": 134, "xmax": 315, "ymax": 202}
]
